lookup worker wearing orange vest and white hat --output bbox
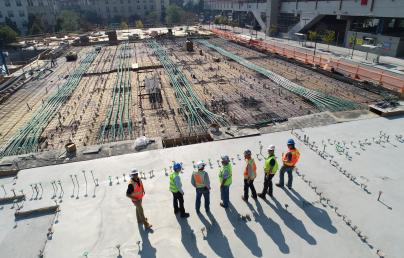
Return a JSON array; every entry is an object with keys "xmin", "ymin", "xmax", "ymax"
[
  {"xmin": 191, "ymin": 161, "xmax": 211, "ymax": 214},
  {"xmin": 242, "ymin": 149, "xmax": 257, "ymax": 202},
  {"xmin": 126, "ymin": 169, "xmax": 152, "ymax": 229},
  {"xmin": 276, "ymin": 139, "xmax": 300, "ymax": 189}
]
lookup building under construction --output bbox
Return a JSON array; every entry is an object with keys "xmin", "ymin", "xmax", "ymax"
[{"xmin": 0, "ymin": 27, "xmax": 401, "ymax": 158}]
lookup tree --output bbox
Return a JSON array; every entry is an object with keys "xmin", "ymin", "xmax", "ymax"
[
  {"xmin": 165, "ymin": 4, "xmax": 184, "ymax": 25},
  {"xmin": 145, "ymin": 11, "xmax": 158, "ymax": 26},
  {"xmin": 0, "ymin": 25, "xmax": 18, "ymax": 47},
  {"xmin": 321, "ymin": 30, "xmax": 335, "ymax": 51},
  {"xmin": 58, "ymin": 10, "xmax": 80, "ymax": 32},
  {"xmin": 135, "ymin": 20, "xmax": 144, "ymax": 29},
  {"xmin": 120, "ymin": 21, "xmax": 129, "ymax": 30},
  {"xmin": 214, "ymin": 15, "xmax": 227, "ymax": 25},
  {"xmin": 307, "ymin": 30, "xmax": 318, "ymax": 47},
  {"xmin": 28, "ymin": 14, "xmax": 44, "ymax": 35},
  {"xmin": 5, "ymin": 17, "xmax": 20, "ymax": 35}
]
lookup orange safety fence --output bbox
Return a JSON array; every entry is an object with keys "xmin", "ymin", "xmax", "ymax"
[{"xmin": 211, "ymin": 29, "xmax": 404, "ymax": 95}]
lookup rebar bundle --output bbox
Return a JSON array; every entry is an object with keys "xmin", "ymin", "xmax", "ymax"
[
  {"xmin": 198, "ymin": 40, "xmax": 360, "ymax": 112},
  {"xmin": 146, "ymin": 40, "xmax": 230, "ymax": 134},
  {"xmin": 0, "ymin": 48, "xmax": 100, "ymax": 157},
  {"xmin": 98, "ymin": 42, "xmax": 133, "ymax": 143}
]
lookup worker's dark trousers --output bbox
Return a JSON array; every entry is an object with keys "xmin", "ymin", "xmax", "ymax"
[
  {"xmin": 244, "ymin": 179, "xmax": 257, "ymax": 200},
  {"xmin": 195, "ymin": 187, "xmax": 210, "ymax": 212},
  {"xmin": 172, "ymin": 192, "xmax": 185, "ymax": 215},
  {"xmin": 261, "ymin": 174, "xmax": 275, "ymax": 196},
  {"xmin": 279, "ymin": 166, "xmax": 294, "ymax": 188}
]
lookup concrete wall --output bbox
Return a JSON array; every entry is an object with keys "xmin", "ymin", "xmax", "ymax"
[{"xmin": 345, "ymin": 30, "xmax": 404, "ymax": 57}]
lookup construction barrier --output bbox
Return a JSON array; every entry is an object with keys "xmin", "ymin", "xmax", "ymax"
[{"xmin": 211, "ymin": 29, "xmax": 404, "ymax": 95}]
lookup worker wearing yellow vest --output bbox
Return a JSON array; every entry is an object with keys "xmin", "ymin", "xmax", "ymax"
[
  {"xmin": 169, "ymin": 163, "xmax": 190, "ymax": 218},
  {"xmin": 191, "ymin": 161, "xmax": 211, "ymax": 213},
  {"xmin": 276, "ymin": 139, "xmax": 300, "ymax": 189},
  {"xmin": 258, "ymin": 145, "xmax": 278, "ymax": 200},
  {"xmin": 219, "ymin": 155, "xmax": 232, "ymax": 208},
  {"xmin": 242, "ymin": 149, "xmax": 257, "ymax": 202},
  {"xmin": 126, "ymin": 169, "xmax": 152, "ymax": 229}
]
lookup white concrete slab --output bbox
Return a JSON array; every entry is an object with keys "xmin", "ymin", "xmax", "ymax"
[{"xmin": 1, "ymin": 116, "xmax": 403, "ymax": 258}]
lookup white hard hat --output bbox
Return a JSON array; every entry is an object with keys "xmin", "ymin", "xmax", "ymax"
[
  {"xmin": 267, "ymin": 145, "xmax": 275, "ymax": 151},
  {"xmin": 196, "ymin": 161, "xmax": 206, "ymax": 170},
  {"xmin": 129, "ymin": 168, "xmax": 139, "ymax": 176}
]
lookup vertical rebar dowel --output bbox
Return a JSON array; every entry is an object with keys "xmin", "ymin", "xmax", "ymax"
[
  {"xmin": 58, "ymin": 181, "xmax": 64, "ymax": 199},
  {"xmin": 378, "ymin": 191, "xmax": 382, "ymax": 201},
  {"xmin": 29, "ymin": 184, "xmax": 34, "ymax": 200},
  {"xmin": 1, "ymin": 185, "xmax": 6, "ymax": 197},
  {"xmin": 70, "ymin": 175, "xmax": 75, "ymax": 198},
  {"xmin": 11, "ymin": 188, "xmax": 16, "ymax": 197},
  {"xmin": 82, "ymin": 171, "xmax": 88, "ymax": 197},
  {"xmin": 51, "ymin": 181, "xmax": 56, "ymax": 199},
  {"xmin": 39, "ymin": 183, "xmax": 43, "ymax": 199},
  {"xmin": 34, "ymin": 184, "xmax": 39, "ymax": 200},
  {"xmin": 74, "ymin": 175, "xmax": 80, "ymax": 199},
  {"xmin": 90, "ymin": 170, "xmax": 97, "ymax": 185},
  {"xmin": 123, "ymin": 173, "xmax": 127, "ymax": 182}
]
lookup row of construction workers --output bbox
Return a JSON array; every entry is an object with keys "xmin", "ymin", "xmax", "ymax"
[{"xmin": 126, "ymin": 138, "xmax": 300, "ymax": 229}]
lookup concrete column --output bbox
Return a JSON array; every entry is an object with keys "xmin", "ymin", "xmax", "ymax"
[
  {"xmin": 343, "ymin": 18, "xmax": 352, "ymax": 46},
  {"xmin": 266, "ymin": 0, "xmax": 280, "ymax": 36}
]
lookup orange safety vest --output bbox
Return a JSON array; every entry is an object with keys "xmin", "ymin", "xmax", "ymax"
[
  {"xmin": 243, "ymin": 158, "xmax": 257, "ymax": 179},
  {"xmin": 283, "ymin": 148, "xmax": 300, "ymax": 167},
  {"xmin": 129, "ymin": 179, "xmax": 144, "ymax": 201},
  {"xmin": 193, "ymin": 171, "xmax": 206, "ymax": 188}
]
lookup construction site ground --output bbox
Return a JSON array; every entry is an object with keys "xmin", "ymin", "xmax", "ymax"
[
  {"xmin": 0, "ymin": 115, "xmax": 403, "ymax": 258},
  {"xmin": 0, "ymin": 36, "xmax": 393, "ymax": 157}
]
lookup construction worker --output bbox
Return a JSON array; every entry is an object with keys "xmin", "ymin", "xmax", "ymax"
[
  {"xmin": 191, "ymin": 161, "xmax": 211, "ymax": 213},
  {"xmin": 126, "ymin": 169, "xmax": 152, "ymax": 229},
  {"xmin": 242, "ymin": 149, "xmax": 257, "ymax": 202},
  {"xmin": 219, "ymin": 155, "xmax": 232, "ymax": 208},
  {"xmin": 276, "ymin": 139, "xmax": 300, "ymax": 189},
  {"xmin": 169, "ymin": 162, "xmax": 190, "ymax": 218},
  {"xmin": 258, "ymin": 145, "xmax": 278, "ymax": 200}
]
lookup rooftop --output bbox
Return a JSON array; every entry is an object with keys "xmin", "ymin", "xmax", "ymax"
[{"xmin": 1, "ymin": 114, "xmax": 403, "ymax": 258}]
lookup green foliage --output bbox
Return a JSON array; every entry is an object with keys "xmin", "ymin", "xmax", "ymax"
[
  {"xmin": 145, "ymin": 11, "xmax": 158, "ymax": 25},
  {"xmin": 135, "ymin": 20, "xmax": 144, "ymax": 29},
  {"xmin": 5, "ymin": 17, "xmax": 20, "ymax": 35},
  {"xmin": 165, "ymin": 4, "xmax": 184, "ymax": 25},
  {"xmin": 120, "ymin": 21, "xmax": 129, "ymax": 30},
  {"xmin": 321, "ymin": 30, "xmax": 335, "ymax": 44},
  {"xmin": 214, "ymin": 16, "xmax": 227, "ymax": 25},
  {"xmin": 307, "ymin": 30, "xmax": 318, "ymax": 42},
  {"xmin": 58, "ymin": 10, "xmax": 80, "ymax": 32},
  {"xmin": 28, "ymin": 14, "xmax": 44, "ymax": 35},
  {"xmin": 0, "ymin": 25, "xmax": 18, "ymax": 47}
]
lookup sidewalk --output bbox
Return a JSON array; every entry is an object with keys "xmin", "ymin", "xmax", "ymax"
[{"xmin": 206, "ymin": 25, "xmax": 404, "ymax": 78}]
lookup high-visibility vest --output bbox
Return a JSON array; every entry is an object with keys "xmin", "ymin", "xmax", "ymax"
[
  {"xmin": 244, "ymin": 158, "xmax": 257, "ymax": 179},
  {"xmin": 169, "ymin": 172, "xmax": 179, "ymax": 193},
  {"xmin": 193, "ymin": 171, "xmax": 207, "ymax": 188},
  {"xmin": 264, "ymin": 155, "xmax": 279, "ymax": 175},
  {"xmin": 283, "ymin": 148, "xmax": 300, "ymax": 167},
  {"xmin": 219, "ymin": 164, "xmax": 232, "ymax": 186},
  {"xmin": 129, "ymin": 179, "xmax": 144, "ymax": 201}
]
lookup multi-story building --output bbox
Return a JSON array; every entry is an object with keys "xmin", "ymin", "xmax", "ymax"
[
  {"xmin": 204, "ymin": 0, "xmax": 404, "ymax": 57},
  {"xmin": 0, "ymin": 0, "xmax": 29, "ymax": 34},
  {"xmin": 0, "ymin": 0, "xmax": 57, "ymax": 35},
  {"xmin": 81, "ymin": 0, "xmax": 169, "ymax": 24}
]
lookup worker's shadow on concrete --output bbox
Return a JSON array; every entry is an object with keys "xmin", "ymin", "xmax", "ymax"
[
  {"xmin": 197, "ymin": 212, "xmax": 234, "ymax": 258},
  {"xmin": 225, "ymin": 203, "xmax": 263, "ymax": 257},
  {"xmin": 285, "ymin": 189, "xmax": 337, "ymax": 234},
  {"xmin": 137, "ymin": 224, "xmax": 156, "ymax": 258},
  {"xmin": 247, "ymin": 200, "xmax": 290, "ymax": 254},
  {"xmin": 176, "ymin": 216, "xmax": 207, "ymax": 258},
  {"xmin": 265, "ymin": 198, "xmax": 317, "ymax": 245}
]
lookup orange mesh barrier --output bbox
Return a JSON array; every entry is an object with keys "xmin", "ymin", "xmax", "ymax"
[{"xmin": 210, "ymin": 29, "xmax": 404, "ymax": 94}]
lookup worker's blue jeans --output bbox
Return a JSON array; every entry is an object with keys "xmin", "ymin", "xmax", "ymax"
[
  {"xmin": 195, "ymin": 187, "xmax": 210, "ymax": 212},
  {"xmin": 279, "ymin": 166, "xmax": 294, "ymax": 188},
  {"xmin": 221, "ymin": 185, "xmax": 230, "ymax": 207}
]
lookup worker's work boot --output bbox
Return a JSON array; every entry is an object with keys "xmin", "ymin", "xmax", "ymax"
[
  {"xmin": 275, "ymin": 183, "xmax": 284, "ymax": 188},
  {"xmin": 180, "ymin": 212, "xmax": 190, "ymax": 218},
  {"xmin": 257, "ymin": 193, "xmax": 266, "ymax": 200},
  {"xmin": 144, "ymin": 222, "xmax": 152, "ymax": 230},
  {"xmin": 241, "ymin": 196, "xmax": 248, "ymax": 202}
]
